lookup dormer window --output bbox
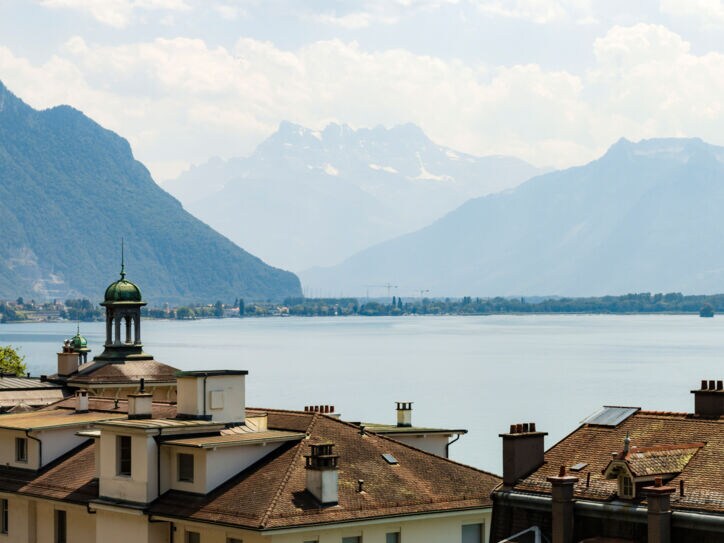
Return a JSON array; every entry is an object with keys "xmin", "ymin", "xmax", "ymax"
[
  {"xmin": 15, "ymin": 437, "xmax": 27, "ymax": 463},
  {"xmin": 117, "ymin": 435, "xmax": 132, "ymax": 476},
  {"xmin": 178, "ymin": 453, "xmax": 194, "ymax": 483},
  {"xmin": 620, "ymin": 474, "xmax": 634, "ymax": 498}
]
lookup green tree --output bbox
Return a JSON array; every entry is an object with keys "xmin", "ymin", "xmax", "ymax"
[
  {"xmin": 0, "ymin": 345, "xmax": 27, "ymax": 376},
  {"xmin": 213, "ymin": 300, "xmax": 224, "ymax": 317},
  {"xmin": 239, "ymin": 298, "xmax": 245, "ymax": 317}
]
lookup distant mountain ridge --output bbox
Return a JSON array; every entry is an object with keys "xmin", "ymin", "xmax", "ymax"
[
  {"xmin": 165, "ymin": 121, "xmax": 543, "ymax": 271},
  {"xmin": 301, "ymin": 137, "xmax": 724, "ymax": 297},
  {"xmin": 0, "ymin": 82, "xmax": 300, "ymax": 303}
]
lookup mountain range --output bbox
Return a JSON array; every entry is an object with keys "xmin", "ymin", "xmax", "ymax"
[
  {"xmin": 301, "ymin": 137, "xmax": 724, "ymax": 297},
  {"xmin": 164, "ymin": 121, "xmax": 542, "ymax": 271},
  {"xmin": 0, "ymin": 82, "xmax": 300, "ymax": 303}
]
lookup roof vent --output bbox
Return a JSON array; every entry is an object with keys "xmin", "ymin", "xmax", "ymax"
[{"xmin": 76, "ymin": 390, "xmax": 89, "ymax": 413}]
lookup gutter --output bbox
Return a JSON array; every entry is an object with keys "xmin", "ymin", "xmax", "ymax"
[{"xmin": 495, "ymin": 490, "xmax": 724, "ymax": 532}]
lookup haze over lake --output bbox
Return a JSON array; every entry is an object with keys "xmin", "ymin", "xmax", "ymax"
[{"xmin": 1, "ymin": 314, "xmax": 720, "ymax": 473}]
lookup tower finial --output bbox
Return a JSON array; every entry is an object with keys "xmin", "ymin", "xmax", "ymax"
[
  {"xmin": 623, "ymin": 431, "xmax": 631, "ymax": 454},
  {"xmin": 120, "ymin": 238, "xmax": 126, "ymax": 280}
]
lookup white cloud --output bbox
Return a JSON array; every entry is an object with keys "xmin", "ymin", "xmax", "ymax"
[
  {"xmin": 38, "ymin": 0, "xmax": 190, "ymax": 28},
  {"xmin": 2, "ymin": 24, "xmax": 724, "ymax": 179},
  {"xmin": 472, "ymin": 0, "xmax": 593, "ymax": 24},
  {"xmin": 660, "ymin": 0, "xmax": 724, "ymax": 25}
]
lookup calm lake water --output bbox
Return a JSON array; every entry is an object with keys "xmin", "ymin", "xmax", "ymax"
[{"xmin": 0, "ymin": 314, "xmax": 721, "ymax": 474}]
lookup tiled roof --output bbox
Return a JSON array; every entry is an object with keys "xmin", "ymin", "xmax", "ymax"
[
  {"xmin": 361, "ymin": 423, "xmax": 467, "ymax": 435},
  {"xmin": 150, "ymin": 409, "xmax": 501, "ymax": 529},
  {"xmin": 512, "ymin": 411, "xmax": 724, "ymax": 513},
  {"xmin": 64, "ymin": 359, "xmax": 178, "ymax": 385},
  {"xmin": 0, "ymin": 441, "xmax": 97, "ymax": 504},
  {"xmin": 617, "ymin": 443, "xmax": 703, "ymax": 478},
  {"xmin": 0, "ymin": 388, "xmax": 65, "ymax": 408}
]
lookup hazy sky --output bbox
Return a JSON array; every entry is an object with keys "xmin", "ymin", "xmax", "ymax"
[{"xmin": 2, "ymin": 1, "xmax": 724, "ymax": 180}]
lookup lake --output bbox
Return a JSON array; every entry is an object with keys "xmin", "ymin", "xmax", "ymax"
[{"xmin": 0, "ymin": 314, "xmax": 721, "ymax": 474}]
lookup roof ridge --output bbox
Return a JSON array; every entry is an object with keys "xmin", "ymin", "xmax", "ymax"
[{"xmin": 259, "ymin": 412, "xmax": 317, "ymax": 528}]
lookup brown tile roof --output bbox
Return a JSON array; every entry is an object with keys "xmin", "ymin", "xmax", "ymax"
[
  {"xmin": 512, "ymin": 411, "xmax": 724, "ymax": 514},
  {"xmin": 0, "ymin": 441, "xmax": 97, "ymax": 504},
  {"xmin": 65, "ymin": 359, "xmax": 178, "ymax": 385},
  {"xmin": 609, "ymin": 443, "xmax": 704, "ymax": 478},
  {"xmin": 150, "ymin": 409, "xmax": 501, "ymax": 529}
]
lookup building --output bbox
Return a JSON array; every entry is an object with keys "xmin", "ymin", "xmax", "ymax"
[
  {"xmin": 0, "ymin": 266, "xmax": 502, "ymax": 543},
  {"xmin": 490, "ymin": 381, "xmax": 724, "ymax": 543},
  {"xmin": 347, "ymin": 401, "xmax": 467, "ymax": 458}
]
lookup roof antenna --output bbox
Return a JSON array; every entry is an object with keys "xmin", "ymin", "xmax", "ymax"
[
  {"xmin": 623, "ymin": 431, "xmax": 631, "ymax": 454},
  {"xmin": 120, "ymin": 237, "xmax": 126, "ymax": 280}
]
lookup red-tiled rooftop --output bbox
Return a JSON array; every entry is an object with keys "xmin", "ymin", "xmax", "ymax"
[
  {"xmin": 64, "ymin": 359, "xmax": 178, "ymax": 385},
  {"xmin": 512, "ymin": 411, "xmax": 724, "ymax": 513}
]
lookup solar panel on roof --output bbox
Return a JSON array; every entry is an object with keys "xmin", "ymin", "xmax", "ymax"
[
  {"xmin": 581, "ymin": 406, "xmax": 640, "ymax": 427},
  {"xmin": 570, "ymin": 462, "xmax": 588, "ymax": 472},
  {"xmin": 382, "ymin": 453, "xmax": 398, "ymax": 465}
]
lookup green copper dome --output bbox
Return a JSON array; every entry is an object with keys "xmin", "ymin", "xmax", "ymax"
[
  {"xmin": 71, "ymin": 332, "xmax": 88, "ymax": 349},
  {"xmin": 105, "ymin": 276, "xmax": 142, "ymax": 302}
]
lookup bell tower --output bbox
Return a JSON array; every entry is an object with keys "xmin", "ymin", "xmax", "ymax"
[{"xmin": 95, "ymin": 243, "xmax": 152, "ymax": 362}]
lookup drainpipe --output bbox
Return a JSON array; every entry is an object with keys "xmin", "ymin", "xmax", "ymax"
[
  {"xmin": 25, "ymin": 430, "xmax": 42, "ymax": 467},
  {"xmin": 155, "ymin": 429, "xmax": 163, "ymax": 498},
  {"xmin": 445, "ymin": 433, "xmax": 462, "ymax": 458},
  {"xmin": 203, "ymin": 374, "xmax": 208, "ymax": 418}
]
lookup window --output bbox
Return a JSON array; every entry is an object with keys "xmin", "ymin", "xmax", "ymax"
[
  {"xmin": 117, "ymin": 435, "xmax": 132, "ymax": 476},
  {"xmin": 462, "ymin": 523, "xmax": 483, "ymax": 543},
  {"xmin": 15, "ymin": 437, "xmax": 27, "ymax": 463},
  {"xmin": 178, "ymin": 453, "xmax": 194, "ymax": 483},
  {"xmin": 342, "ymin": 537, "xmax": 361, "ymax": 543},
  {"xmin": 0, "ymin": 499, "xmax": 7, "ymax": 534},
  {"xmin": 386, "ymin": 533, "xmax": 400, "ymax": 543},
  {"xmin": 227, "ymin": 539, "xmax": 243, "ymax": 543},
  {"xmin": 185, "ymin": 531, "xmax": 200, "ymax": 543},
  {"xmin": 621, "ymin": 475, "xmax": 634, "ymax": 497},
  {"xmin": 54, "ymin": 510, "xmax": 67, "ymax": 543}
]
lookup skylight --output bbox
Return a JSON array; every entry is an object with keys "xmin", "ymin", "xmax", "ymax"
[{"xmin": 382, "ymin": 453, "xmax": 398, "ymax": 465}]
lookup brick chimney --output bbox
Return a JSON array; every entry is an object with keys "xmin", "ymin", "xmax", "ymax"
[
  {"xmin": 396, "ymin": 401, "xmax": 413, "ymax": 427},
  {"xmin": 304, "ymin": 442, "xmax": 339, "ymax": 505},
  {"xmin": 57, "ymin": 340, "xmax": 80, "ymax": 377},
  {"xmin": 692, "ymin": 379, "xmax": 724, "ymax": 418},
  {"xmin": 500, "ymin": 422, "xmax": 548, "ymax": 487},
  {"xmin": 547, "ymin": 466, "xmax": 579, "ymax": 543},
  {"xmin": 644, "ymin": 477, "xmax": 676, "ymax": 543}
]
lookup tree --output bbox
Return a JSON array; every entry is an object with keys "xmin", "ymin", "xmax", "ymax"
[
  {"xmin": 397, "ymin": 297, "xmax": 403, "ymax": 310},
  {"xmin": 0, "ymin": 345, "xmax": 27, "ymax": 376},
  {"xmin": 239, "ymin": 298, "xmax": 245, "ymax": 317},
  {"xmin": 213, "ymin": 300, "xmax": 224, "ymax": 317}
]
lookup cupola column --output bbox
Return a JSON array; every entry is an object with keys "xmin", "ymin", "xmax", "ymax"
[
  {"xmin": 105, "ymin": 313, "xmax": 113, "ymax": 346},
  {"xmin": 134, "ymin": 317, "xmax": 141, "ymax": 345},
  {"xmin": 114, "ymin": 316, "xmax": 122, "ymax": 345},
  {"xmin": 125, "ymin": 316, "xmax": 132, "ymax": 344}
]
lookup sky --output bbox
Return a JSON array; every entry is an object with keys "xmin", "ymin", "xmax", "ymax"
[{"xmin": 2, "ymin": 1, "xmax": 724, "ymax": 180}]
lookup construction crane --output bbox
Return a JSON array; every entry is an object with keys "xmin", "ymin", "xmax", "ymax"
[
  {"xmin": 417, "ymin": 289, "xmax": 430, "ymax": 299},
  {"xmin": 364, "ymin": 283, "xmax": 399, "ymax": 298}
]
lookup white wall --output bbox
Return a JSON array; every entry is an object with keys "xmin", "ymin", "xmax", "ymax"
[
  {"xmin": 99, "ymin": 429, "xmax": 158, "ymax": 503},
  {"xmin": 388, "ymin": 434, "xmax": 451, "ymax": 457}
]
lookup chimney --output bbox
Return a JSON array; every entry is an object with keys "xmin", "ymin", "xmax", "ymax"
[
  {"xmin": 57, "ymin": 340, "xmax": 80, "ymax": 377},
  {"xmin": 76, "ymin": 390, "xmax": 89, "ymax": 413},
  {"xmin": 128, "ymin": 379, "xmax": 153, "ymax": 419},
  {"xmin": 175, "ymin": 370, "xmax": 248, "ymax": 423},
  {"xmin": 396, "ymin": 401, "xmax": 413, "ymax": 427},
  {"xmin": 500, "ymin": 422, "xmax": 548, "ymax": 487},
  {"xmin": 304, "ymin": 442, "xmax": 339, "ymax": 505},
  {"xmin": 547, "ymin": 466, "xmax": 579, "ymax": 543},
  {"xmin": 691, "ymin": 379, "xmax": 724, "ymax": 418},
  {"xmin": 643, "ymin": 478, "xmax": 676, "ymax": 543}
]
